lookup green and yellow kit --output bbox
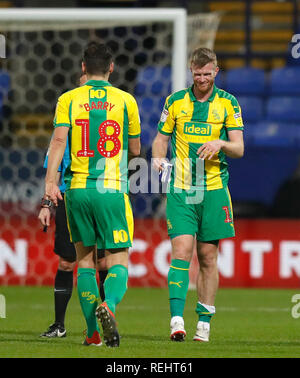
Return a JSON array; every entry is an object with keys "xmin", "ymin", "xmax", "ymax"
[
  {"xmin": 158, "ymin": 84, "xmax": 243, "ymax": 191},
  {"xmin": 54, "ymin": 79, "xmax": 141, "ymax": 192},
  {"xmin": 53, "ymin": 80, "xmax": 141, "ymax": 248},
  {"xmin": 158, "ymin": 84, "xmax": 244, "ymax": 241}
]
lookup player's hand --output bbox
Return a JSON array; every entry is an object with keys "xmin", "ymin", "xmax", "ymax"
[
  {"xmin": 152, "ymin": 158, "xmax": 167, "ymax": 172},
  {"xmin": 45, "ymin": 182, "xmax": 63, "ymax": 207},
  {"xmin": 197, "ymin": 140, "xmax": 224, "ymax": 160},
  {"xmin": 38, "ymin": 207, "xmax": 51, "ymax": 227}
]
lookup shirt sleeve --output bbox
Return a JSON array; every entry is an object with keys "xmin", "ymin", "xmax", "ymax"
[
  {"xmin": 225, "ymin": 96, "xmax": 244, "ymax": 130},
  {"xmin": 128, "ymin": 95, "xmax": 141, "ymax": 138},
  {"xmin": 157, "ymin": 96, "xmax": 175, "ymax": 135},
  {"xmin": 53, "ymin": 92, "xmax": 71, "ymax": 128}
]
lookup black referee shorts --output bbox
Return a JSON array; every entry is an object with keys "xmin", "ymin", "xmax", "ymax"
[
  {"xmin": 54, "ymin": 195, "xmax": 76, "ymax": 261},
  {"xmin": 54, "ymin": 194, "xmax": 105, "ymax": 262}
]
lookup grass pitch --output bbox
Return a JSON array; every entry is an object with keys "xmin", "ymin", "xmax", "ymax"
[{"xmin": 0, "ymin": 286, "xmax": 300, "ymax": 358}]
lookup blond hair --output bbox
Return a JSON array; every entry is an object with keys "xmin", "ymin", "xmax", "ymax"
[{"xmin": 190, "ymin": 47, "xmax": 217, "ymax": 68}]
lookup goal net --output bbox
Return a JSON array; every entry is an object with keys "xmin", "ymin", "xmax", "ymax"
[{"xmin": 0, "ymin": 8, "xmax": 220, "ymax": 286}]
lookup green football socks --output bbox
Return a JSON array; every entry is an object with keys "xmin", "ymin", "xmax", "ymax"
[
  {"xmin": 168, "ymin": 259, "xmax": 190, "ymax": 318},
  {"xmin": 77, "ymin": 268, "xmax": 100, "ymax": 338},
  {"xmin": 195, "ymin": 301, "xmax": 216, "ymax": 323},
  {"xmin": 103, "ymin": 264, "xmax": 128, "ymax": 315}
]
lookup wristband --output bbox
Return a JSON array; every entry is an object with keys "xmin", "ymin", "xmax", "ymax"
[{"xmin": 41, "ymin": 198, "xmax": 53, "ymax": 209}]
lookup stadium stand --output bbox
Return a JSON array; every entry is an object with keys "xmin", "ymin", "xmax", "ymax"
[
  {"xmin": 235, "ymin": 96, "xmax": 264, "ymax": 123},
  {"xmin": 209, "ymin": 0, "xmax": 293, "ymax": 70},
  {"xmin": 188, "ymin": 0, "xmax": 300, "ymax": 212},
  {"xmin": 266, "ymin": 96, "xmax": 300, "ymax": 123},
  {"xmin": 134, "ymin": 65, "xmax": 171, "ymax": 147},
  {"xmin": 250, "ymin": 121, "xmax": 297, "ymax": 148},
  {"xmin": 269, "ymin": 66, "xmax": 300, "ymax": 95},
  {"xmin": 0, "ymin": 1, "xmax": 13, "ymax": 7},
  {"xmin": 225, "ymin": 67, "xmax": 266, "ymax": 96}
]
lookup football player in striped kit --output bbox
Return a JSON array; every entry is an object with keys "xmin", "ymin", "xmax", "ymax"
[{"xmin": 152, "ymin": 47, "xmax": 244, "ymax": 343}]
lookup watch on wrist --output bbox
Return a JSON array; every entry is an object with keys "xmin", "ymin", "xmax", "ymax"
[{"xmin": 41, "ymin": 197, "xmax": 53, "ymax": 208}]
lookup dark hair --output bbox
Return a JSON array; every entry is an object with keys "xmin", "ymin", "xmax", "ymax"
[
  {"xmin": 83, "ymin": 42, "xmax": 113, "ymax": 75},
  {"xmin": 190, "ymin": 47, "xmax": 217, "ymax": 68}
]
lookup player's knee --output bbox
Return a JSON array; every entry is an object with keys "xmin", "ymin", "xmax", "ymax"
[
  {"xmin": 171, "ymin": 237, "xmax": 194, "ymax": 261},
  {"xmin": 58, "ymin": 258, "xmax": 76, "ymax": 272},
  {"xmin": 197, "ymin": 241, "xmax": 218, "ymax": 270},
  {"xmin": 172, "ymin": 245, "xmax": 193, "ymax": 261},
  {"xmin": 172, "ymin": 252, "xmax": 191, "ymax": 263},
  {"xmin": 198, "ymin": 252, "xmax": 217, "ymax": 271}
]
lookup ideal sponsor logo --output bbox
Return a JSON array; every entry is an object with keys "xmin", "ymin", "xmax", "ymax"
[{"xmin": 183, "ymin": 122, "xmax": 212, "ymax": 136}]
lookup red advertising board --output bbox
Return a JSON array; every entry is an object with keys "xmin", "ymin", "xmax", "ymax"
[
  {"xmin": 132, "ymin": 218, "xmax": 300, "ymax": 288},
  {"xmin": 1, "ymin": 207, "xmax": 300, "ymax": 288}
]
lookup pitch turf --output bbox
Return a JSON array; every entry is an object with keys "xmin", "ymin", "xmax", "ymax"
[{"xmin": 0, "ymin": 286, "xmax": 300, "ymax": 358}]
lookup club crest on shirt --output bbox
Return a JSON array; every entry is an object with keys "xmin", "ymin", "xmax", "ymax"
[{"xmin": 212, "ymin": 109, "xmax": 221, "ymax": 121}]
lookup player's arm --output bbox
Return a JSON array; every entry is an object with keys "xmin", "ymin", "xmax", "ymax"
[
  {"xmin": 44, "ymin": 93, "xmax": 71, "ymax": 205},
  {"xmin": 220, "ymin": 129, "xmax": 244, "ymax": 158},
  {"xmin": 152, "ymin": 131, "xmax": 171, "ymax": 171},
  {"xmin": 152, "ymin": 96, "xmax": 173, "ymax": 171},
  {"xmin": 128, "ymin": 137, "xmax": 141, "ymax": 160},
  {"xmin": 197, "ymin": 130, "xmax": 244, "ymax": 160},
  {"xmin": 38, "ymin": 172, "xmax": 61, "ymax": 227},
  {"xmin": 222, "ymin": 97, "xmax": 244, "ymax": 158},
  {"xmin": 44, "ymin": 126, "xmax": 69, "ymax": 206},
  {"xmin": 198, "ymin": 96, "xmax": 244, "ymax": 160}
]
